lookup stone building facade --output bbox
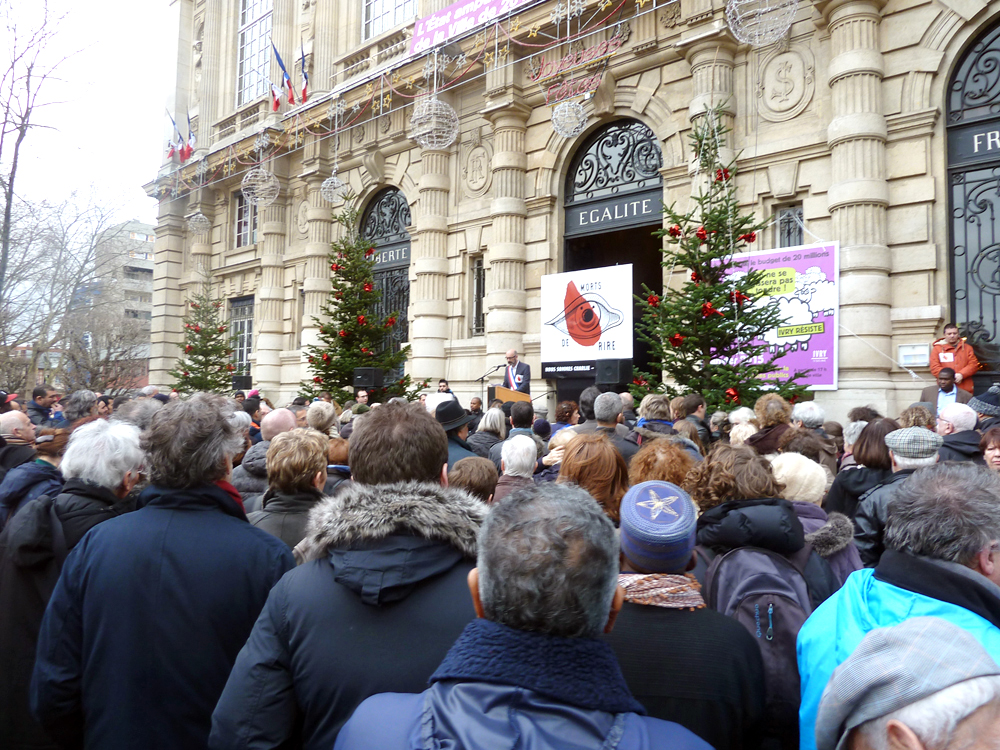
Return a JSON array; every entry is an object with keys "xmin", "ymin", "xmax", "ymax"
[{"xmin": 146, "ymin": 0, "xmax": 1000, "ymax": 420}]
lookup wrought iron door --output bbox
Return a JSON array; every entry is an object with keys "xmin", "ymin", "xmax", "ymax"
[
  {"xmin": 361, "ymin": 188, "xmax": 411, "ymax": 381},
  {"xmin": 948, "ymin": 23, "xmax": 1000, "ymax": 368}
]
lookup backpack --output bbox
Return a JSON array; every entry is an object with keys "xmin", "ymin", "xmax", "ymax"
[{"xmin": 702, "ymin": 544, "xmax": 822, "ymax": 749}]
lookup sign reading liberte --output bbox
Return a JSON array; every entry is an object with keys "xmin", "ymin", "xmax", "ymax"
[{"xmin": 410, "ymin": 0, "xmax": 539, "ymax": 53}]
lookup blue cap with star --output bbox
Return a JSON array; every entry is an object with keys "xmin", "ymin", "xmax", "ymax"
[{"xmin": 619, "ymin": 481, "xmax": 697, "ymax": 573}]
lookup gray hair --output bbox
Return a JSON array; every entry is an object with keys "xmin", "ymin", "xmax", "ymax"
[
  {"xmin": 478, "ymin": 407, "xmax": 507, "ymax": 439},
  {"xmin": 729, "ymin": 407, "xmax": 756, "ymax": 425},
  {"xmin": 857, "ymin": 675, "xmax": 1000, "ymax": 750},
  {"xmin": 939, "ymin": 403, "xmax": 978, "ymax": 433},
  {"xmin": 709, "ymin": 410, "xmax": 729, "ymax": 430},
  {"xmin": 141, "ymin": 393, "xmax": 244, "ymax": 489},
  {"xmin": 891, "ymin": 453, "xmax": 939, "ymax": 471},
  {"xmin": 111, "ymin": 398, "xmax": 163, "ymax": 431},
  {"xmin": 844, "ymin": 420, "xmax": 868, "ymax": 448},
  {"xmin": 228, "ymin": 409, "xmax": 252, "ymax": 433},
  {"xmin": 63, "ymin": 390, "xmax": 97, "ymax": 422},
  {"xmin": 792, "ymin": 401, "xmax": 825, "ymax": 429},
  {"xmin": 501, "ymin": 435, "xmax": 536, "ymax": 478},
  {"xmin": 61, "ymin": 419, "xmax": 144, "ymax": 491},
  {"xmin": 477, "ymin": 482, "xmax": 619, "ymax": 638},
  {"xmin": 424, "ymin": 392, "xmax": 455, "ymax": 416},
  {"xmin": 730, "ymin": 423, "xmax": 758, "ymax": 445},
  {"xmin": 884, "ymin": 463, "xmax": 1000, "ymax": 567},
  {"xmin": 140, "ymin": 385, "xmax": 159, "ymax": 397},
  {"xmin": 306, "ymin": 401, "xmax": 339, "ymax": 435},
  {"xmin": 260, "ymin": 408, "xmax": 297, "ymax": 441},
  {"xmin": 594, "ymin": 392, "xmax": 623, "ymax": 423}
]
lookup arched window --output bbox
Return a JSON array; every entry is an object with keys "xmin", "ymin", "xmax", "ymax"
[
  {"xmin": 566, "ymin": 119, "xmax": 663, "ymax": 205},
  {"xmin": 360, "ymin": 189, "xmax": 411, "ymax": 378}
]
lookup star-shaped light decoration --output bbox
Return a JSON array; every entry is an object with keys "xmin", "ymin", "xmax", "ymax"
[
  {"xmin": 599, "ymin": 0, "xmax": 612, "ymax": 9},
  {"xmin": 383, "ymin": 93, "xmax": 392, "ymax": 108},
  {"xmin": 484, "ymin": 50, "xmax": 494, "ymax": 65},
  {"xmin": 405, "ymin": 76, "xmax": 415, "ymax": 90},
  {"xmin": 365, "ymin": 82, "xmax": 374, "ymax": 96},
  {"xmin": 636, "ymin": 489, "xmax": 680, "ymax": 520},
  {"xmin": 528, "ymin": 23, "xmax": 541, "ymax": 37},
  {"xmin": 392, "ymin": 71, "xmax": 401, "ymax": 84},
  {"xmin": 474, "ymin": 32, "xmax": 485, "ymax": 49},
  {"xmin": 498, "ymin": 44, "xmax": 509, "ymax": 61},
  {"xmin": 636, "ymin": 0, "xmax": 650, "ymax": 7},
  {"xmin": 511, "ymin": 15, "xmax": 522, "ymax": 32}
]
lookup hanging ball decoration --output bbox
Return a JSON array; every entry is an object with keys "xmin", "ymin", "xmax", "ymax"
[
  {"xmin": 187, "ymin": 212, "xmax": 212, "ymax": 234},
  {"xmin": 241, "ymin": 167, "xmax": 280, "ymax": 207},
  {"xmin": 551, "ymin": 101, "xmax": 587, "ymax": 139},
  {"xmin": 725, "ymin": 0, "xmax": 798, "ymax": 47},
  {"xmin": 409, "ymin": 96, "xmax": 459, "ymax": 150},
  {"xmin": 320, "ymin": 175, "xmax": 349, "ymax": 203}
]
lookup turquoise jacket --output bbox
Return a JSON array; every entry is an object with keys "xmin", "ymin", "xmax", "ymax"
[{"xmin": 797, "ymin": 568, "xmax": 1000, "ymax": 750}]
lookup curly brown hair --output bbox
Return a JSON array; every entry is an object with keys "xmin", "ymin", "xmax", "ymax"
[
  {"xmin": 753, "ymin": 393, "xmax": 792, "ymax": 429},
  {"xmin": 683, "ymin": 443, "xmax": 785, "ymax": 511},
  {"xmin": 628, "ymin": 439, "xmax": 694, "ymax": 486},
  {"xmin": 557, "ymin": 433, "xmax": 629, "ymax": 523},
  {"xmin": 898, "ymin": 405, "xmax": 934, "ymax": 431}
]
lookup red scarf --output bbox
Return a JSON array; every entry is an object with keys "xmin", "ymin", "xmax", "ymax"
[{"xmin": 214, "ymin": 479, "xmax": 246, "ymax": 514}]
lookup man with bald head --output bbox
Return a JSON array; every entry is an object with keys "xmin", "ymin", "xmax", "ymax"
[
  {"xmin": 501, "ymin": 349, "xmax": 531, "ymax": 394},
  {"xmin": 0, "ymin": 411, "xmax": 36, "ymax": 484},
  {"xmin": 231, "ymin": 408, "xmax": 299, "ymax": 512}
]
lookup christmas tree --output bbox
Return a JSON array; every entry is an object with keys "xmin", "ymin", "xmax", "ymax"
[
  {"xmin": 301, "ymin": 202, "xmax": 425, "ymax": 401},
  {"xmin": 633, "ymin": 104, "xmax": 810, "ymax": 411},
  {"xmin": 169, "ymin": 285, "xmax": 238, "ymax": 395}
]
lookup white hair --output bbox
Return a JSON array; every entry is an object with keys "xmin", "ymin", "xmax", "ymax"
[
  {"xmin": 857, "ymin": 675, "xmax": 1000, "ymax": 750},
  {"xmin": 501, "ymin": 435, "xmax": 537, "ymax": 478},
  {"xmin": 939, "ymin": 403, "xmax": 978, "ymax": 433},
  {"xmin": 60, "ymin": 419, "xmax": 144, "ymax": 491},
  {"xmin": 730, "ymin": 423, "xmax": 758, "ymax": 445},
  {"xmin": 729, "ymin": 407, "xmax": 756, "ymax": 425},
  {"xmin": 424, "ymin": 392, "xmax": 455, "ymax": 416},
  {"xmin": 844, "ymin": 421, "xmax": 868, "ymax": 449},
  {"xmin": 140, "ymin": 385, "xmax": 159, "ymax": 397},
  {"xmin": 892, "ymin": 453, "xmax": 939, "ymax": 471},
  {"xmin": 228, "ymin": 409, "xmax": 252, "ymax": 433},
  {"xmin": 792, "ymin": 401, "xmax": 825, "ymax": 429}
]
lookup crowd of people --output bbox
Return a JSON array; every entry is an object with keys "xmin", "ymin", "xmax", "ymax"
[{"xmin": 2, "ymin": 372, "xmax": 1000, "ymax": 749}]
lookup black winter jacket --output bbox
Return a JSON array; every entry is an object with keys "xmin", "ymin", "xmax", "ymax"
[
  {"xmin": 0, "ymin": 479, "xmax": 133, "ymax": 750},
  {"xmin": 939, "ymin": 430, "xmax": 986, "ymax": 464},
  {"xmin": 247, "ymin": 487, "xmax": 324, "ymax": 550},
  {"xmin": 854, "ymin": 469, "xmax": 917, "ymax": 567},
  {"xmin": 231, "ymin": 440, "xmax": 269, "ymax": 512},
  {"xmin": 824, "ymin": 466, "xmax": 893, "ymax": 521},
  {"xmin": 466, "ymin": 429, "xmax": 501, "ymax": 459},
  {"xmin": 210, "ymin": 481, "xmax": 489, "ymax": 750},
  {"xmin": 0, "ymin": 444, "xmax": 35, "ymax": 486}
]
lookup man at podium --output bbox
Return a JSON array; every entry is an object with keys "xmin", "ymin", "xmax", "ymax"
[{"xmin": 501, "ymin": 349, "xmax": 530, "ymax": 394}]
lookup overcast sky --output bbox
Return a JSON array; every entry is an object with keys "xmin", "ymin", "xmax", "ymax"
[{"xmin": 13, "ymin": 0, "xmax": 179, "ymax": 226}]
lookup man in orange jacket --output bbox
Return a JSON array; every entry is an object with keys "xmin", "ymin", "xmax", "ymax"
[{"xmin": 930, "ymin": 323, "xmax": 981, "ymax": 393}]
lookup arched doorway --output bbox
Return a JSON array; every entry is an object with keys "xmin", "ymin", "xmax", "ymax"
[
  {"xmin": 948, "ymin": 22, "xmax": 1000, "ymax": 377},
  {"xmin": 360, "ymin": 188, "xmax": 411, "ymax": 381},
  {"xmin": 561, "ymin": 119, "xmax": 664, "ymax": 397}
]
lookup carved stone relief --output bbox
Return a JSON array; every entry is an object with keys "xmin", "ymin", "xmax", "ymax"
[
  {"xmin": 296, "ymin": 199, "xmax": 310, "ymax": 235},
  {"xmin": 462, "ymin": 127, "xmax": 493, "ymax": 197},
  {"xmin": 660, "ymin": 3, "xmax": 680, "ymax": 28},
  {"xmin": 756, "ymin": 44, "xmax": 815, "ymax": 123}
]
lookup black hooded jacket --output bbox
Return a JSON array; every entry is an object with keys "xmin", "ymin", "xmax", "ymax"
[
  {"xmin": 939, "ymin": 430, "xmax": 986, "ymax": 464},
  {"xmin": 824, "ymin": 467, "xmax": 893, "ymax": 521}
]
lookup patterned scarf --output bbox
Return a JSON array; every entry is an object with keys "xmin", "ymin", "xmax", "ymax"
[{"xmin": 618, "ymin": 573, "xmax": 705, "ymax": 610}]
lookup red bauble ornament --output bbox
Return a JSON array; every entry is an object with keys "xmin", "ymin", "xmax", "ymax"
[
  {"xmin": 696, "ymin": 227, "xmax": 708, "ymax": 241},
  {"xmin": 363, "ymin": 282, "xmax": 373, "ymax": 292},
  {"xmin": 185, "ymin": 345, "xmax": 192, "ymax": 353},
  {"xmin": 691, "ymin": 271, "xmax": 702, "ymax": 283},
  {"xmin": 632, "ymin": 376, "xmax": 648, "ymax": 386},
  {"xmin": 729, "ymin": 290, "xmax": 750, "ymax": 305},
  {"xmin": 308, "ymin": 356, "xmax": 315, "ymax": 364},
  {"xmin": 322, "ymin": 353, "xmax": 330, "ymax": 361},
  {"xmin": 715, "ymin": 168, "xmax": 731, "ymax": 182},
  {"xmin": 335, "ymin": 292, "xmax": 343, "ymax": 300},
  {"xmin": 667, "ymin": 225, "xmax": 682, "ymax": 237},
  {"xmin": 191, "ymin": 303, "xmax": 199, "ymax": 309},
  {"xmin": 702, "ymin": 302, "xmax": 723, "ymax": 318},
  {"xmin": 385, "ymin": 316, "xmax": 396, "ymax": 327},
  {"xmin": 314, "ymin": 376, "xmax": 323, "ymax": 383},
  {"xmin": 725, "ymin": 387, "xmax": 740, "ymax": 404},
  {"xmin": 339, "ymin": 330, "xmax": 347, "ymax": 338},
  {"xmin": 357, "ymin": 315, "xmax": 366, "ymax": 325},
  {"xmin": 182, "ymin": 371, "xmax": 190, "ymax": 377},
  {"xmin": 194, "ymin": 325, "xmax": 201, "ymax": 332},
  {"xmin": 365, "ymin": 247, "xmax": 375, "ymax": 258},
  {"xmin": 330, "ymin": 263, "xmax": 341, "ymax": 271},
  {"xmin": 227, "ymin": 364, "xmax": 235, "ymax": 372},
  {"xmin": 218, "ymin": 326, "xmax": 226, "ymax": 332},
  {"xmin": 739, "ymin": 232, "xmax": 757, "ymax": 243},
  {"xmin": 647, "ymin": 294, "xmax": 660, "ymax": 307},
  {"xmin": 669, "ymin": 333, "xmax": 685, "ymax": 347},
  {"xmin": 361, "ymin": 347, "xmax": 369, "ymax": 353}
]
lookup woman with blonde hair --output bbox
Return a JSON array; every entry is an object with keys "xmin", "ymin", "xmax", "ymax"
[
  {"xmin": 557, "ymin": 433, "xmax": 629, "ymax": 524},
  {"xmin": 744, "ymin": 393, "xmax": 792, "ymax": 455},
  {"xmin": 306, "ymin": 400, "xmax": 340, "ymax": 436}
]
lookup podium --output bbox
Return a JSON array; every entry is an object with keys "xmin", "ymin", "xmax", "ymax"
[{"xmin": 488, "ymin": 385, "xmax": 531, "ymax": 404}]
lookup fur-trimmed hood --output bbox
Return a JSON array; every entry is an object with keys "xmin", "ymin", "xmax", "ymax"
[
  {"xmin": 805, "ymin": 512, "xmax": 855, "ymax": 558},
  {"xmin": 295, "ymin": 481, "xmax": 488, "ymax": 563}
]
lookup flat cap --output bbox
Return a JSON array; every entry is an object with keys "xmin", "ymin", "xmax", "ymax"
[
  {"xmin": 883, "ymin": 426, "xmax": 942, "ymax": 459},
  {"xmin": 816, "ymin": 617, "xmax": 1000, "ymax": 750}
]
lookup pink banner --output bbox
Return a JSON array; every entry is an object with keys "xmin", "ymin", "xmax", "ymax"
[{"xmin": 410, "ymin": 0, "xmax": 537, "ymax": 54}]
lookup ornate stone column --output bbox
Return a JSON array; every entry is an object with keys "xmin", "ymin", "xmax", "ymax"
[
  {"xmin": 301, "ymin": 172, "xmax": 334, "ymax": 351},
  {"xmin": 197, "ymin": 0, "xmax": 223, "ymax": 150},
  {"xmin": 483, "ymin": 101, "xmax": 530, "ymax": 363},
  {"xmin": 410, "ymin": 148, "xmax": 450, "ymax": 379},
  {"xmin": 683, "ymin": 35, "xmax": 737, "ymax": 163},
  {"xmin": 255, "ymin": 176, "xmax": 289, "ymax": 395},
  {"xmin": 820, "ymin": 0, "xmax": 892, "ymax": 410},
  {"xmin": 149, "ymin": 198, "xmax": 188, "ymax": 388}
]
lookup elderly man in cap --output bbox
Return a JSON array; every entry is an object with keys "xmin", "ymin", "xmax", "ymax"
[
  {"xmin": 816, "ymin": 617, "xmax": 1000, "ymax": 750},
  {"xmin": 603, "ymin": 481, "xmax": 765, "ymax": 750},
  {"xmin": 435, "ymin": 399, "xmax": 478, "ymax": 470},
  {"xmin": 971, "ymin": 384, "xmax": 1000, "ymax": 432},
  {"xmin": 854, "ymin": 427, "xmax": 942, "ymax": 567},
  {"xmin": 936, "ymin": 402, "xmax": 985, "ymax": 464},
  {"xmin": 797, "ymin": 462, "xmax": 1000, "ymax": 750},
  {"xmin": 334, "ymin": 482, "xmax": 710, "ymax": 750}
]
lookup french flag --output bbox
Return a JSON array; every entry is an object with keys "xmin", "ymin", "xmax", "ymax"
[
  {"xmin": 300, "ymin": 42, "xmax": 309, "ymax": 103},
  {"xmin": 181, "ymin": 112, "xmax": 196, "ymax": 161},
  {"xmin": 272, "ymin": 42, "xmax": 296, "ymax": 105},
  {"xmin": 270, "ymin": 81, "xmax": 282, "ymax": 111}
]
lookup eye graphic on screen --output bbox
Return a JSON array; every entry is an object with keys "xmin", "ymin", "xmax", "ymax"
[{"xmin": 545, "ymin": 280, "xmax": 623, "ymax": 346}]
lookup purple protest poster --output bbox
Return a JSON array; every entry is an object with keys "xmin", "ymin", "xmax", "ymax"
[
  {"xmin": 726, "ymin": 242, "xmax": 840, "ymax": 390},
  {"xmin": 410, "ymin": 0, "xmax": 538, "ymax": 54}
]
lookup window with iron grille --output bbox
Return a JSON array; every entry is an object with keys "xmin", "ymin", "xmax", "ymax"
[
  {"xmin": 235, "ymin": 193, "xmax": 258, "ymax": 248},
  {"xmin": 237, "ymin": 0, "xmax": 273, "ymax": 107},
  {"xmin": 777, "ymin": 205, "xmax": 803, "ymax": 248},
  {"xmin": 363, "ymin": 0, "xmax": 415, "ymax": 40},
  {"xmin": 230, "ymin": 296, "xmax": 255, "ymax": 375},
  {"xmin": 471, "ymin": 256, "xmax": 486, "ymax": 336}
]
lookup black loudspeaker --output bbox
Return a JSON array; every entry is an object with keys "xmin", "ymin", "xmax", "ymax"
[
  {"xmin": 595, "ymin": 359, "xmax": 633, "ymax": 386},
  {"xmin": 353, "ymin": 367, "xmax": 384, "ymax": 389},
  {"xmin": 231, "ymin": 375, "xmax": 253, "ymax": 391}
]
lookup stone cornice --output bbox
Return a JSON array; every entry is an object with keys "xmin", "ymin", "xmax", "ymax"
[{"xmin": 885, "ymin": 109, "xmax": 939, "ymax": 142}]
